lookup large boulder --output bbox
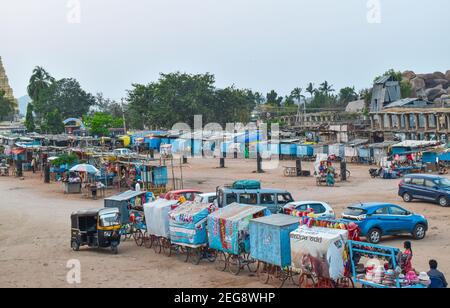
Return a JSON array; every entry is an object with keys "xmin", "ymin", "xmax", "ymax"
[
  {"xmin": 432, "ymin": 71, "xmax": 446, "ymax": 80},
  {"xmin": 446, "ymin": 70, "xmax": 450, "ymax": 82},
  {"xmin": 410, "ymin": 77, "xmax": 426, "ymax": 91},
  {"xmin": 402, "ymin": 70, "xmax": 416, "ymax": 81},
  {"xmin": 426, "ymin": 86, "xmax": 447, "ymax": 101}
]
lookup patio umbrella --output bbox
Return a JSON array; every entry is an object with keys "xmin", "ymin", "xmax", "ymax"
[{"xmin": 70, "ymin": 164, "xmax": 100, "ymax": 174}]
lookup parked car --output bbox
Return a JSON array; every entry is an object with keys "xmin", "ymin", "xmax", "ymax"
[
  {"xmin": 399, "ymin": 174, "xmax": 450, "ymax": 207},
  {"xmin": 216, "ymin": 187, "xmax": 294, "ymax": 213},
  {"xmin": 283, "ymin": 201, "xmax": 335, "ymax": 219},
  {"xmin": 342, "ymin": 202, "xmax": 428, "ymax": 244},
  {"xmin": 195, "ymin": 192, "xmax": 217, "ymax": 204},
  {"xmin": 164, "ymin": 189, "xmax": 203, "ymax": 201}
]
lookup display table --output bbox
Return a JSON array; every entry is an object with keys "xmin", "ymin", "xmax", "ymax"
[{"xmin": 63, "ymin": 182, "xmax": 81, "ymax": 194}]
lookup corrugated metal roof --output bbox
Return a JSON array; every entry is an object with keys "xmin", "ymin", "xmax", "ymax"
[
  {"xmin": 384, "ymin": 98, "xmax": 431, "ymax": 109},
  {"xmin": 105, "ymin": 190, "xmax": 146, "ymax": 202}
]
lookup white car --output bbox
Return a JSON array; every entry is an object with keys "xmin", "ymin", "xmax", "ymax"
[
  {"xmin": 195, "ymin": 192, "xmax": 218, "ymax": 204},
  {"xmin": 283, "ymin": 201, "xmax": 335, "ymax": 219}
]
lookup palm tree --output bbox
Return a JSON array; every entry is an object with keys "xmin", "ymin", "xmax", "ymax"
[
  {"xmin": 319, "ymin": 81, "xmax": 335, "ymax": 95},
  {"xmin": 290, "ymin": 87, "xmax": 305, "ymax": 105},
  {"xmin": 306, "ymin": 83, "xmax": 315, "ymax": 98},
  {"xmin": 27, "ymin": 66, "xmax": 55, "ymax": 101}
]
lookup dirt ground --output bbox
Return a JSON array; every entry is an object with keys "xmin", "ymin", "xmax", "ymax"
[{"xmin": 0, "ymin": 158, "xmax": 449, "ymax": 288}]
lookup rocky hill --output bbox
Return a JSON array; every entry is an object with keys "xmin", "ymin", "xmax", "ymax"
[{"xmin": 402, "ymin": 70, "xmax": 450, "ymax": 104}]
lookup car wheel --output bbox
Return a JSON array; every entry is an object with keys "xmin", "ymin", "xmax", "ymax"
[
  {"xmin": 438, "ymin": 196, "xmax": 449, "ymax": 207},
  {"xmin": 367, "ymin": 228, "xmax": 381, "ymax": 244},
  {"xmin": 413, "ymin": 224, "xmax": 426, "ymax": 240},
  {"xmin": 403, "ymin": 192, "xmax": 412, "ymax": 202}
]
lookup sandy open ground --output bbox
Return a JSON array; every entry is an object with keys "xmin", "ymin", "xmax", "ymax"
[{"xmin": 0, "ymin": 158, "xmax": 449, "ymax": 288}]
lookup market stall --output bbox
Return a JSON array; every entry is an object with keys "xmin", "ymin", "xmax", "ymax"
[
  {"xmin": 207, "ymin": 203, "xmax": 270, "ymax": 275},
  {"xmin": 348, "ymin": 241, "xmax": 428, "ymax": 288},
  {"xmin": 249, "ymin": 214, "xmax": 300, "ymax": 287}
]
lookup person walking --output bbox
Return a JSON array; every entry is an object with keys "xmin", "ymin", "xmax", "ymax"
[{"xmin": 31, "ymin": 157, "xmax": 36, "ymax": 174}]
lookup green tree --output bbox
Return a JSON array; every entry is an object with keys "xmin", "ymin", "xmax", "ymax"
[
  {"xmin": 266, "ymin": 90, "xmax": 283, "ymax": 107},
  {"xmin": 319, "ymin": 81, "xmax": 335, "ymax": 95},
  {"xmin": 0, "ymin": 90, "xmax": 15, "ymax": 121},
  {"xmin": 338, "ymin": 86, "xmax": 358, "ymax": 106},
  {"xmin": 93, "ymin": 93, "xmax": 124, "ymax": 118},
  {"xmin": 41, "ymin": 109, "xmax": 64, "ymax": 134},
  {"xmin": 126, "ymin": 72, "xmax": 258, "ymax": 129},
  {"xmin": 306, "ymin": 83, "xmax": 315, "ymax": 98},
  {"xmin": 24, "ymin": 103, "xmax": 35, "ymax": 132},
  {"xmin": 37, "ymin": 78, "xmax": 95, "ymax": 119},
  {"xmin": 84, "ymin": 112, "xmax": 124, "ymax": 137},
  {"xmin": 290, "ymin": 87, "xmax": 305, "ymax": 105},
  {"xmin": 27, "ymin": 66, "xmax": 55, "ymax": 102}
]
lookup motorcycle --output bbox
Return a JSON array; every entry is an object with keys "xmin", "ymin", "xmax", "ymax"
[{"xmin": 369, "ymin": 168, "xmax": 382, "ymax": 178}]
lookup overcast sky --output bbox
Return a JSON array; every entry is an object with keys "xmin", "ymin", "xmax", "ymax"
[{"xmin": 1, "ymin": 0, "xmax": 450, "ymax": 100}]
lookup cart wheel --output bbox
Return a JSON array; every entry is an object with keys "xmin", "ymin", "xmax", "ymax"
[
  {"xmin": 134, "ymin": 230, "xmax": 144, "ymax": 247},
  {"xmin": 277, "ymin": 268, "xmax": 290, "ymax": 289},
  {"xmin": 256, "ymin": 261, "xmax": 270, "ymax": 284},
  {"xmin": 162, "ymin": 238, "xmax": 172, "ymax": 257},
  {"xmin": 153, "ymin": 237, "xmax": 162, "ymax": 254},
  {"xmin": 206, "ymin": 248, "xmax": 217, "ymax": 263},
  {"xmin": 244, "ymin": 254, "xmax": 258, "ymax": 273},
  {"xmin": 228, "ymin": 255, "xmax": 241, "ymax": 276},
  {"xmin": 183, "ymin": 247, "xmax": 190, "ymax": 263},
  {"xmin": 175, "ymin": 246, "xmax": 188, "ymax": 263},
  {"xmin": 190, "ymin": 247, "xmax": 202, "ymax": 265},
  {"xmin": 215, "ymin": 251, "xmax": 227, "ymax": 271},
  {"xmin": 143, "ymin": 232, "xmax": 153, "ymax": 249},
  {"xmin": 299, "ymin": 273, "xmax": 317, "ymax": 288},
  {"xmin": 71, "ymin": 240, "xmax": 80, "ymax": 251}
]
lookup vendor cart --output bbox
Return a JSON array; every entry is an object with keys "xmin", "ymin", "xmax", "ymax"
[
  {"xmin": 290, "ymin": 224, "xmax": 350, "ymax": 288},
  {"xmin": 208, "ymin": 203, "xmax": 271, "ymax": 275},
  {"xmin": 348, "ymin": 241, "xmax": 426, "ymax": 288},
  {"xmin": 249, "ymin": 214, "xmax": 300, "ymax": 288},
  {"xmin": 169, "ymin": 201, "xmax": 218, "ymax": 264},
  {"xmin": 144, "ymin": 198, "xmax": 186, "ymax": 258}
]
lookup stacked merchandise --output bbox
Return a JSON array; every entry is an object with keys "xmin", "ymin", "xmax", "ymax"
[
  {"xmin": 349, "ymin": 241, "xmax": 428, "ymax": 288},
  {"xmin": 169, "ymin": 201, "xmax": 218, "ymax": 246}
]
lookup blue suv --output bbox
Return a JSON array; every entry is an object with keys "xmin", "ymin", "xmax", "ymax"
[
  {"xmin": 399, "ymin": 174, "xmax": 450, "ymax": 207},
  {"xmin": 342, "ymin": 203, "xmax": 428, "ymax": 244}
]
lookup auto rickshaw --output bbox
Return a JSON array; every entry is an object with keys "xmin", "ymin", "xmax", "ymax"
[{"xmin": 71, "ymin": 208, "xmax": 121, "ymax": 254}]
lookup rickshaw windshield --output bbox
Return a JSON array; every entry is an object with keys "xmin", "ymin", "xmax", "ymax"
[{"xmin": 99, "ymin": 212, "xmax": 120, "ymax": 227}]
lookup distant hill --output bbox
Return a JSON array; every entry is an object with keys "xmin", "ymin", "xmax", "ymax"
[{"xmin": 17, "ymin": 95, "xmax": 31, "ymax": 115}]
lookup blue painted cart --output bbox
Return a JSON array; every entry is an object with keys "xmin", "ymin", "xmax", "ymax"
[
  {"xmin": 207, "ymin": 203, "xmax": 271, "ymax": 275},
  {"xmin": 348, "ymin": 241, "xmax": 426, "ymax": 288},
  {"xmin": 169, "ymin": 202, "xmax": 218, "ymax": 264},
  {"xmin": 249, "ymin": 214, "xmax": 299, "ymax": 287}
]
